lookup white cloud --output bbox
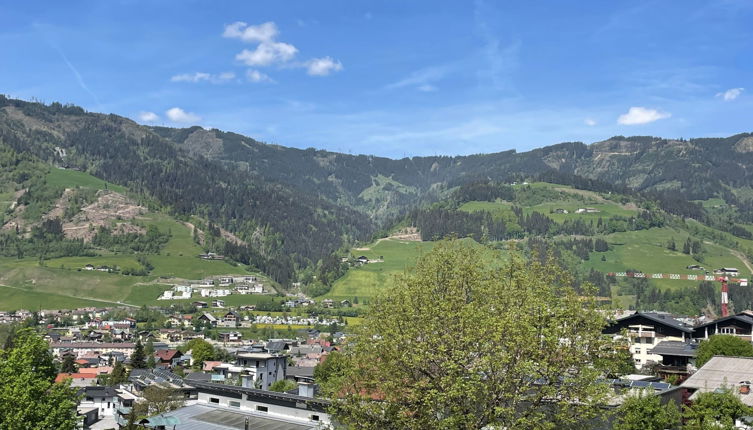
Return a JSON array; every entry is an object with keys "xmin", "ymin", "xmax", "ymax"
[
  {"xmin": 584, "ymin": 118, "xmax": 597, "ymax": 126},
  {"xmin": 306, "ymin": 57, "xmax": 343, "ymax": 76},
  {"xmin": 417, "ymin": 84, "xmax": 437, "ymax": 92},
  {"xmin": 716, "ymin": 87, "xmax": 744, "ymax": 101},
  {"xmin": 171, "ymin": 72, "xmax": 235, "ymax": 84},
  {"xmin": 246, "ymin": 69, "xmax": 273, "ymax": 83},
  {"xmin": 217, "ymin": 72, "xmax": 236, "ymax": 81},
  {"xmin": 223, "ymin": 21, "xmax": 278, "ymax": 43},
  {"xmin": 138, "ymin": 111, "xmax": 159, "ymax": 122},
  {"xmin": 166, "ymin": 107, "xmax": 201, "ymax": 123},
  {"xmin": 617, "ymin": 107, "xmax": 671, "ymax": 125},
  {"xmin": 387, "ymin": 65, "xmax": 451, "ymax": 90},
  {"xmin": 236, "ymin": 42, "xmax": 298, "ymax": 67}
]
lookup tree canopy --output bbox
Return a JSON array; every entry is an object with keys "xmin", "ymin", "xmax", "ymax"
[
  {"xmin": 696, "ymin": 335, "xmax": 753, "ymax": 367},
  {"xmin": 0, "ymin": 328, "xmax": 80, "ymax": 429},
  {"xmin": 130, "ymin": 339, "xmax": 146, "ymax": 369},
  {"xmin": 613, "ymin": 390, "xmax": 680, "ymax": 430},
  {"xmin": 683, "ymin": 389, "xmax": 752, "ymax": 429},
  {"xmin": 322, "ymin": 240, "xmax": 618, "ymax": 429}
]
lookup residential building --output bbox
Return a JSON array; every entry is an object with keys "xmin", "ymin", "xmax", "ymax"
[
  {"xmin": 681, "ymin": 356, "xmax": 753, "ymax": 408},
  {"xmin": 49, "ymin": 342, "xmax": 136, "ymax": 359},
  {"xmin": 235, "ymin": 351, "xmax": 288, "ymax": 390},
  {"xmin": 602, "ymin": 312, "xmax": 693, "ymax": 368},
  {"xmin": 692, "ymin": 313, "xmax": 753, "ymax": 341}
]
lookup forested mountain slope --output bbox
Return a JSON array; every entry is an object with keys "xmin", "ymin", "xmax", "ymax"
[
  {"xmin": 3, "ymin": 95, "xmax": 753, "ymax": 282},
  {"xmin": 0, "ymin": 96, "xmax": 372, "ymax": 282},
  {"xmin": 154, "ymin": 123, "xmax": 753, "ymax": 221}
]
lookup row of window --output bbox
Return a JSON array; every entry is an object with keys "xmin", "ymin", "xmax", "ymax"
[{"xmin": 207, "ymin": 398, "xmax": 319, "ymax": 421}]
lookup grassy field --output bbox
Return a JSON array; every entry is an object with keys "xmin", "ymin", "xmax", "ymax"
[
  {"xmin": 324, "ymin": 237, "xmax": 504, "ymax": 302},
  {"xmin": 0, "ymin": 209, "xmax": 271, "ymax": 310},
  {"xmin": 582, "ymin": 227, "xmax": 748, "ymax": 291},
  {"xmin": 459, "ymin": 199, "xmax": 636, "ymax": 223},
  {"xmin": 324, "ymin": 238, "xmax": 436, "ymax": 302},
  {"xmin": 0, "ymin": 284, "xmax": 123, "ymax": 310},
  {"xmin": 47, "ymin": 168, "xmax": 127, "ymax": 193}
]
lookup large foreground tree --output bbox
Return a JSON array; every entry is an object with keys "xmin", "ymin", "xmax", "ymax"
[
  {"xmin": 0, "ymin": 328, "xmax": 80, "ymax": 429},
  {"xmin": 323, "ymin": 240, "xmax": 617, "ymax": 429}
]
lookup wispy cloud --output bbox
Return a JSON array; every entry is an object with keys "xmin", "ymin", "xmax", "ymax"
[
  {"xmin": 246, "ymin": 69, "xmax": 273, "ymax": 83},
  {"xmin": 617, "ymin": 107, "xmax": 671, "ymax": 125},
  {"xmin": 54, "ymin": 46, "xmax": 102, "ymax": 108},
  {"xmin": 306, "ymin": 57, "xmax": 343, "ymax": 76},
  {"xmin": 584, "ymin": 118, "xmax": 597, "ymax": 126},
  {"xmin": 386, "ymin": 65, "xmax": 452, "ymax": 91},
  {"xmin": 166, "ymin": 107, "xmax": 201, "ymax": 123},
  {"xmin": 170, "ymin": 72, "xmax": 236, "ymax": 84},
  {"xmin": 138, "ymin": 111, "xmax": 159, "ymax": 122},
  {"xmin": 473, "ymin": 0, "xmax": 519, "ymax": 91},
  {"xmin": 716, "ymin": 87, "xmax": 744, "ymax": 101}
]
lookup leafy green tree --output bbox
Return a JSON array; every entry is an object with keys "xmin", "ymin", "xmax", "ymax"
[
  {"xmin": 696, "ymin": 335, "xmax": 753, "ymax": 367},
  {"xmin": 683, "ymin": 389, "xmax": 752, "ymax": 429},
  {"xmin": 323, "ymin": 240, "xmax": 617, "ymax": 430},
  {"xmin": 188, "ymin": 338, "xmax": 215, "ymax": 369},
  {"xmin": 613, "ymin": 390, "xmax": 680, "ymax": 430},
  {"xmin": 60, "ymin": 353, "xmax": 77, "ymax": 373},
  {"xmin": 134, "ymin": 386, "xmax": 184, "ymax": 417},
  {"xmin": 314, "ymin": 351, "xmax": 346, "ymax": 385},
  {"xmin": 269, "ymin": 379, "xmax": 297, "ymax": 392},
  {"xmin": 0, "ymin": 328, "xmax": 80, "ymax": 429},
  {"xmin": 130, "ymin": 339, "xmax": 146, "ymax": 369}
]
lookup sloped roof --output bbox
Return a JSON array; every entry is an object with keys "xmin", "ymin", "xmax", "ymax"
[
  {"xmin": 609, "ymin": 312, "xmax": 693, "ymax": 333},
  {"xmin": 55, "ymin": 372, "xmax": 97, "ymax": 383},
  {"xmin": 694, "ymin": 314, "xmax": 753, "ymax": 330},
  {"xmin": 649, "ymin": 341, "xmax": 699, "ymax": 357},
  {"xmin": 681, "ymin": 356, "xmax": 753, "ymax": 406}
]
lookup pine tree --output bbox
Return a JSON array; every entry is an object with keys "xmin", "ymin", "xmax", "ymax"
[
  {"xmin": 109, "ymin": 360, "xmax": 128, "ymax": 385},
  {"xmin": 130, "ymin": 340, "xmax": 146, "ymax": 369},
  {"xmin": 60, "ymin": 353, "xmax": 77, "ymax": 373}
]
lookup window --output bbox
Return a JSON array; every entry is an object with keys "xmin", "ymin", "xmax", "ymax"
[
  {"xmin": 210, "ymin": 398, "xmax": 219, "ymax": 404},
  {"xmin": 721, "ymin": 327, "xmax": 736, "ymax": 334},
  {"xmin": 257, "ymin": 406, "xmax": 268, "ymax": 412},
  {"xmin": 107, "ymin": 402, "xmax": 111, "ymax": 408},
  {"xmin": 311, "ymin": 415, "xmax": 320, "ymax": 422},
  {"xmin": 229, "ymin": 401, "xmax": 240, "ymax": 408}
]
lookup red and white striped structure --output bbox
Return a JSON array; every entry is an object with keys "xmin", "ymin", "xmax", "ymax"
[{"xmin": 606, "ymin": 272, "xmax": 749, "ymax": 318}]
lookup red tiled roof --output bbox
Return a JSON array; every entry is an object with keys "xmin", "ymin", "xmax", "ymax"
[
  {"xmin": 202, "ymin": 361, "xmax": 222, "ymax": 371},
  {"xmin": 154, "ymin": 349, "xmax": 181, "ymax": 362},
  {"xmin": 55, "ymin": 373, "xmax": 97, "ymax": 383}
]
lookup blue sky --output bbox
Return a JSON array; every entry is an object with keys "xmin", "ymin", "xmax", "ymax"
[{"xmin": 1, "ymin": 1, "xmax": 751, "ymax": 157}]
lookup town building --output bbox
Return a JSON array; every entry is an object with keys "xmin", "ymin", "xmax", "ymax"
[{"xmin": 602, "ymin": 312, "xmax": 693, "ymax": 368}]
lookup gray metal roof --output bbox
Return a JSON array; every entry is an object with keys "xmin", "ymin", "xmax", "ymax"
[
  {"xmin": 649, "ymin": 341, "xmax": 699, "ymax": 357},
  {"xmin": 681, "ymin": 356, "xmax": 753, "ymax": 406},
  {"xmin": 149, "ymin": 404, "xmax": 318, "ymax": 430},
  {"xmin": 187, "ymin": 381, "xmax": 329, "ymax": 409}
]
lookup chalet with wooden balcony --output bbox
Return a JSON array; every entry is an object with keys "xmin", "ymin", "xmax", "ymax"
[
  {"xmin": 603, "ymin": 312, "xmax": 693, "ymax": 368},
  {"xmin": 691, "ymin": 313, "xmax": 753, "ymax": 341}
]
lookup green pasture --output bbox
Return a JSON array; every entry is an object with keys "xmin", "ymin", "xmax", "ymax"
[{"xmin": 47, "ymin": 168, "xmax": 127, "ymax": 193}]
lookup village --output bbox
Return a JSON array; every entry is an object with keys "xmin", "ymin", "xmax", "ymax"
[
  {"xmin": 156, "ymin": 275, "xmax": 267, "ymax": 301},
  {"xmin": 2, "ymin": 294, "xmax": 753, "ymax": 429},
  {"xmin": 0, "ymin": 298, "xmax": 349, "ymax": 429}
]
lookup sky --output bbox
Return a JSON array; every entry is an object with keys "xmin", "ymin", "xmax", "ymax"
[{"xmin": 1, "ymin": 1, "xmax": 751, "ymax": 158}]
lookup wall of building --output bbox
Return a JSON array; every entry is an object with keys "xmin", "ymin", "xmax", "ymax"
[{"xmin": 196, "ymin": 391, "xmax": 329, "ymax": 425}]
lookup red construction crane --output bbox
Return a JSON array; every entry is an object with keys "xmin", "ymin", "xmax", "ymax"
[{"xmin": 606, "ymin": 271, "xmax": 749, "ymax": 317}]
